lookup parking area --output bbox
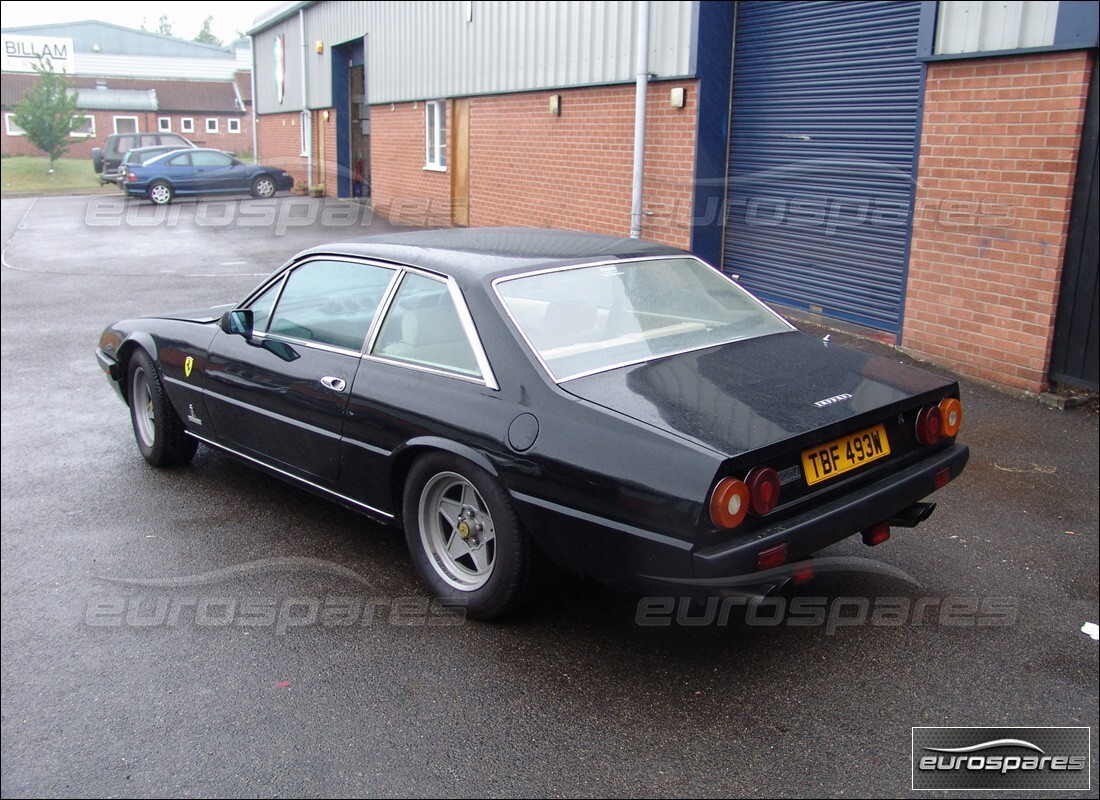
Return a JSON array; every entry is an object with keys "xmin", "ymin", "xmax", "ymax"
[{"xmin": 1, "ymin": 195, "xmax": 1097, "ymax": 797}]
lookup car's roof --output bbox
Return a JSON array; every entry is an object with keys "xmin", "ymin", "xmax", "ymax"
[{"xmin": 296, "ymin": 227, "xmax": 688, "ymax": 283}]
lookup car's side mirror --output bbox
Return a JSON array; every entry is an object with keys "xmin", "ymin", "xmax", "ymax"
[{"xmin": 220, "ymin": 309, "xmax": 254, "ymax": 340}]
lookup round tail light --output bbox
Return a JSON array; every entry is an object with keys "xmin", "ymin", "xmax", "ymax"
[
  {"xmin": 710, "ymin": 477, "xmax": 749, "ymax": 529},
  {"xmin": 745, "ymin": 466, "xmax": 781, "ymax": 515},
  {"xmin": 915, "ymin": 404, "xmax": 944, "ymax": 445},
  {"xmin": 938, "ymin": 397, "xmax": 962, "ymax": 437}
]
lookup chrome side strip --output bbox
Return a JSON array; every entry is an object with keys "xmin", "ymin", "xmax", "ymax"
[
  {"xmin": 201, "ymin": 388, "xmax": 341, "ymax": 440},
  {"xmin": 186, "ymin": 431, "xmax": 395, "ymax": 521}
]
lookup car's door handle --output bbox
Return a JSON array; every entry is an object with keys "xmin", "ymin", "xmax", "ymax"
[{"xmin": 320, "ymin": 376, "xmax": 346, "ymax": 392}]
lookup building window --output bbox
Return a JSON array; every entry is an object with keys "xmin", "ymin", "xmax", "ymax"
[
  {"xmin": 5, "ymin": 113, "xmax": 26, "ymax": 135},
  {"xmin": 181, "ymin": 117, "xmax": 195, "ymax": 133},
  {"xmin": 158, "ymin": 117, "xmax": 171, "ymax": 132},
  {"xmin": 113, "ymin": 116, "xmax": 139, "ymax": 134},
  {"xmin": 205, "ymin": 118, "xmax": 219, "ymax": 134},
  {"xmin": 70, "ymin": 115, "xmax": 95, "ymax": 138},
  {"xmin": 424, "ymin": 100, "xmax": 446, "ymax": 171},
  {"xmin": 228, "ymin": 118, "xmax": 241, "ymax": 134}
]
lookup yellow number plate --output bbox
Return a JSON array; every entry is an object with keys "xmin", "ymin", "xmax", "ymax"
[{"xmin": 801, "ymin": 424, "xmax": 891, "ymax": 486}]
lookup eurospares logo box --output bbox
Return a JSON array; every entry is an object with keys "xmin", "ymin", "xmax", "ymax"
[{"xmin": 912, "ymin": 727, "xmax": 1090, "ymax": 791}]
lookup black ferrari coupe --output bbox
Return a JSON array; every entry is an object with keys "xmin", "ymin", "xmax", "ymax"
[{"xmin": 96, "ymin": 228, "xmax": 968, "ymax": 618}]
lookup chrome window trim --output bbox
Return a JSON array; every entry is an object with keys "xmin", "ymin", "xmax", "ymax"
[
  {"xmin": 491, "ymin": 255, "xmax": 795, "ymax": 383},
  {"xmin": 366, "ymin": 267, "xmax": 500, "ymax": 391}
]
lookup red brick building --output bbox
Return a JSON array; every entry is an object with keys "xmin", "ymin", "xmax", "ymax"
[
  {"xmin": 1, "ymin": 22, "xmax": 252, "ymax": 159},
  {"xmin": 251, "ymin": 1, "xmax": 1094, "ymax": 393}
]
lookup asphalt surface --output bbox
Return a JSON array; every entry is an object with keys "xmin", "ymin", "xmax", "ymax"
[{"xmin": 1, "ymin": 194, "xmax": 1097, "ymax": 798}]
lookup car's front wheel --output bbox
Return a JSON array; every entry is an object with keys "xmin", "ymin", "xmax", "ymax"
[
  {"xmin": 403, "ymin": 452, "xmax": 532, "ymax": 619},
  {"xmin": 127, "ymin": 349, "xmax": 197, "ymax": 467},
  {"xmin": 251, "ymin": 175, "xmax": 277, "ymax": 199},
  {"xmin": 148, "ymin": 180, "xmax": 173, "ymax": 206}
]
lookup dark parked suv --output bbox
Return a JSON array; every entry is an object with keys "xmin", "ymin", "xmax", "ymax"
[{"xmin": 92, "ymin": 132, "xmax": 194, "ymax": 185}]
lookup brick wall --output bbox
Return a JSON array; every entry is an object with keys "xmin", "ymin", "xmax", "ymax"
[
  {"xmin": 371, "ymin": 100, "xmax": 453, "ymax": 226},
  {"xmin": 2, "ymin": 109, "xmax": 249, "ymax": 159},
  {"xmin": 902, "ymin": 51, "xmax": 1092, "ymax": 392},
  {"xmin": 256, "ymin": 110, "xmax": 309, "ymax": 189},
  {"xmin": 370, "ymin": 81, "xmax": 699, "ymax": 247},
  {"xmin": 469, "ymin": 81, "xmax": 698, "ymax": 248}
]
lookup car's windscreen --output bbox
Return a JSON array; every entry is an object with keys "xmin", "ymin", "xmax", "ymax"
[{"xmin": 495, "ymin": 257, "xmax": 792, "ymax": 381}]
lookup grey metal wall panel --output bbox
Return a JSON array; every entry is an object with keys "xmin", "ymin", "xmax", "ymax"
[
  {"xmin": 252, "ymin": 13, "xmax": 305, "ymax": 112},
  {"xmin": 253, "ymin": 0, "xmax": 696, "ymax": 112},
  {"xmin": 722, "ymin": 0, "xmax": 924, "ymax": 333}
]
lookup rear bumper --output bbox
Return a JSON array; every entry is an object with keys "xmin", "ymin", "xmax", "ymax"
[{"xmin": 693, "ymin": 443, "xmax": 970, "ymax": 580}]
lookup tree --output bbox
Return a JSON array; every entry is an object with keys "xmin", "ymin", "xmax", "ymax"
[
  {"xmin": 10, "ymin": 57, "xmax": 79, "ymax": 172},
  {"xmin": 156, "ymin": 13, "xmax": 173, "ymax": 37},
  {"xmin": 194, "ymin": 16, "xmax": 223, "ymax": 47}
]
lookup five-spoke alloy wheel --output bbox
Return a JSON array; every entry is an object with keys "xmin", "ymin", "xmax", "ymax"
[{"xmin": 403, "ymin": 452, "xmax": 531, "ymax": 619}]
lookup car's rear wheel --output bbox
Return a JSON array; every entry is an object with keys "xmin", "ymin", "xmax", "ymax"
[
  {"xmin": 251, "ymin": 175, "xmax": 277, "ymax": 199},
  {"xmin": 148, "ymin": 181, "xmax": 173, "ymax": 206},
  {"xmin": 403, "ymin": 452, "xmax": 531, "ymax": 619},
  {"xmin": 127, "ymin": 349, "xmax": 197, "ymax": 467}
]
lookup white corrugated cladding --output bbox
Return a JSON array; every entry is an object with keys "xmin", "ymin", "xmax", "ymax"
[
  {"xmin": 935, "ymin": 0, "xmax": 1059, "ymax": 54},
  {"xmin": 722, "ymin": 0, "xmax": 924, "ymax": 333},
  {"xmin": 251, "ymin": 0, "xmax": 697, "ymax": 112}
]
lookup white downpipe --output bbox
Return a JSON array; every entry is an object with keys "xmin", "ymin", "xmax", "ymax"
[
  {"xmin": 250, "ymin": 44, "xmax": 258, "ymax": 164},
  {"xmin": 300, "ymin": 8, "xmax": 312, "ymax": 185},
  {"xmin": 629, "ymin": 0, "xmax": 650, "ymax": 239}
]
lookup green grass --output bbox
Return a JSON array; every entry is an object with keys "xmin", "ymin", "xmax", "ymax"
[{"xmin": 1, "ymin": 156, "xmax": 116, "ymax": 196}]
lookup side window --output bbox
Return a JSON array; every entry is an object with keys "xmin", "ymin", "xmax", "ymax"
[
  {"xmin": 248, "ymin": 279, "xmax": 283, "ymax": 333},
  {"xmin": 167, "ymin": 153, "xmax": 192, "ymax": 167},
  {"xmin": 266, "ymin": 260, "xmax": 395, "ymax": 350},
  {"xmin": 372, "ymin": 272, "xmax": 481, "ymax": 378},
  {"xmin": 191, "ymin": 151, "xmax": 233, "ymax": 167}
]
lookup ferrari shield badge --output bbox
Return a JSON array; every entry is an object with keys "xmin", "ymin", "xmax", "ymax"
[{"xmin": 184, "ymin": 356, "xmax": 194, "ymax": 378}]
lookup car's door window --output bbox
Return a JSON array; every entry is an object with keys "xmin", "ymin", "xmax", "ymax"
[
  {"xmin": 371, "ymin": 272, "xmax": 482, "ymax": 378},
  {"xmin": 167, "ymin": 153, "xmax": 192, "ymax": 167},
  {"xmin": 190, "ymin": 151, "xmax": 234, "ymax": 167},
  {"xmin": 265, "ymin": 260, "xmax": 395, "ymax": 351}
]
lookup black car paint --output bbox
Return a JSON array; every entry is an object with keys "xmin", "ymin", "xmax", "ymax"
[{"xmin": 97, "ymin": 229, "xmax": 968, "ymax": 593}]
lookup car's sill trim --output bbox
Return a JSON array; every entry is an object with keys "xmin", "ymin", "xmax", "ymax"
[{"xmin": 187, "ymin": 432, "xmax": 395, "ymax": 521}]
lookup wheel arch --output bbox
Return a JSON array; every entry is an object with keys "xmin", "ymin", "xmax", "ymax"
[
  {"xmin": 389, "ymin": 437, "xmax": 502, "ymax": 520},
  {"xmin": 115, "ymin": 333, "xmax": 159, "ymax": 405}
]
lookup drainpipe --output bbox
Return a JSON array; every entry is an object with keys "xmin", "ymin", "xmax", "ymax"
[
  {"xmin": 249, "ymin": 43, "xmax": 258, "ymax": 163},
  {"xmin": 300, "ymin": 7, "xmax": 312, "ymax": 186},
  {"xmin": 629, "ymin": 0, "xmax": 650, "ymax": 239}
]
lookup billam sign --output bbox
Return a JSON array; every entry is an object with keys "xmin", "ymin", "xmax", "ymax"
[{"xmin": 2, "ymin": 35, "xmax": 76, "ymax": 74}]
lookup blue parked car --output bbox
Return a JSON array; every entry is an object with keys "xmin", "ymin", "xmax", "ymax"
[{"xmin": 122, "ymin": 148, "xmax": 294, "ymax": 205}]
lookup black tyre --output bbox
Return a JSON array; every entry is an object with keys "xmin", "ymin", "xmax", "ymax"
[
  {"xmin": 403, "ymin": 452, "xmax": 532, "ymax": 619},
  {"xmin": 148, "ymin": 180, "xmax": 173, "ymax": 205},
  {"xmin": 127, "ymin": 349, "xmax": 197, "ymax": 467},
  {"xmin": 250, "ymin": 175, "xmax": 277, "ymax": 199}
]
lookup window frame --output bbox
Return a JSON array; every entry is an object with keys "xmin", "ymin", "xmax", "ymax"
[
  {"xmin": 205, "ymin": 117, "xmax": 219, "ymax": 134},
  {"xmin": 5, "ymin": 113, "xmax": 26, "ymax": 136},
  {"xmin": 113, "ymin": 115, "xmax": 139, "ymax": 134},
  {"xmin": 67, "ymin": 115, "xmax": 95, "ymax": 138},
  {"xmin": 365, "ymin": 267, "xmax": 497, "ymax": 388},
  {"xmin": 246, "ymin": 257, "xmax": 399, "ymax": 356},
  {"xmin": 227, "ymin": 117, "xmax": 241, "ymax": 134},
  {"xmin": 157, "ymin": 117, "xmax": 171, "ymax": 132},
  {"xmin": 423, "ymin": 99, "xmax": 447, "ymax": 172},
  {"xmin": 180, "ymin": 117, "xmax": 195, "ymax": 134},
  {"xmin": 238, "ymin": 258, "xmax": 497, "ymax": 388}
]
